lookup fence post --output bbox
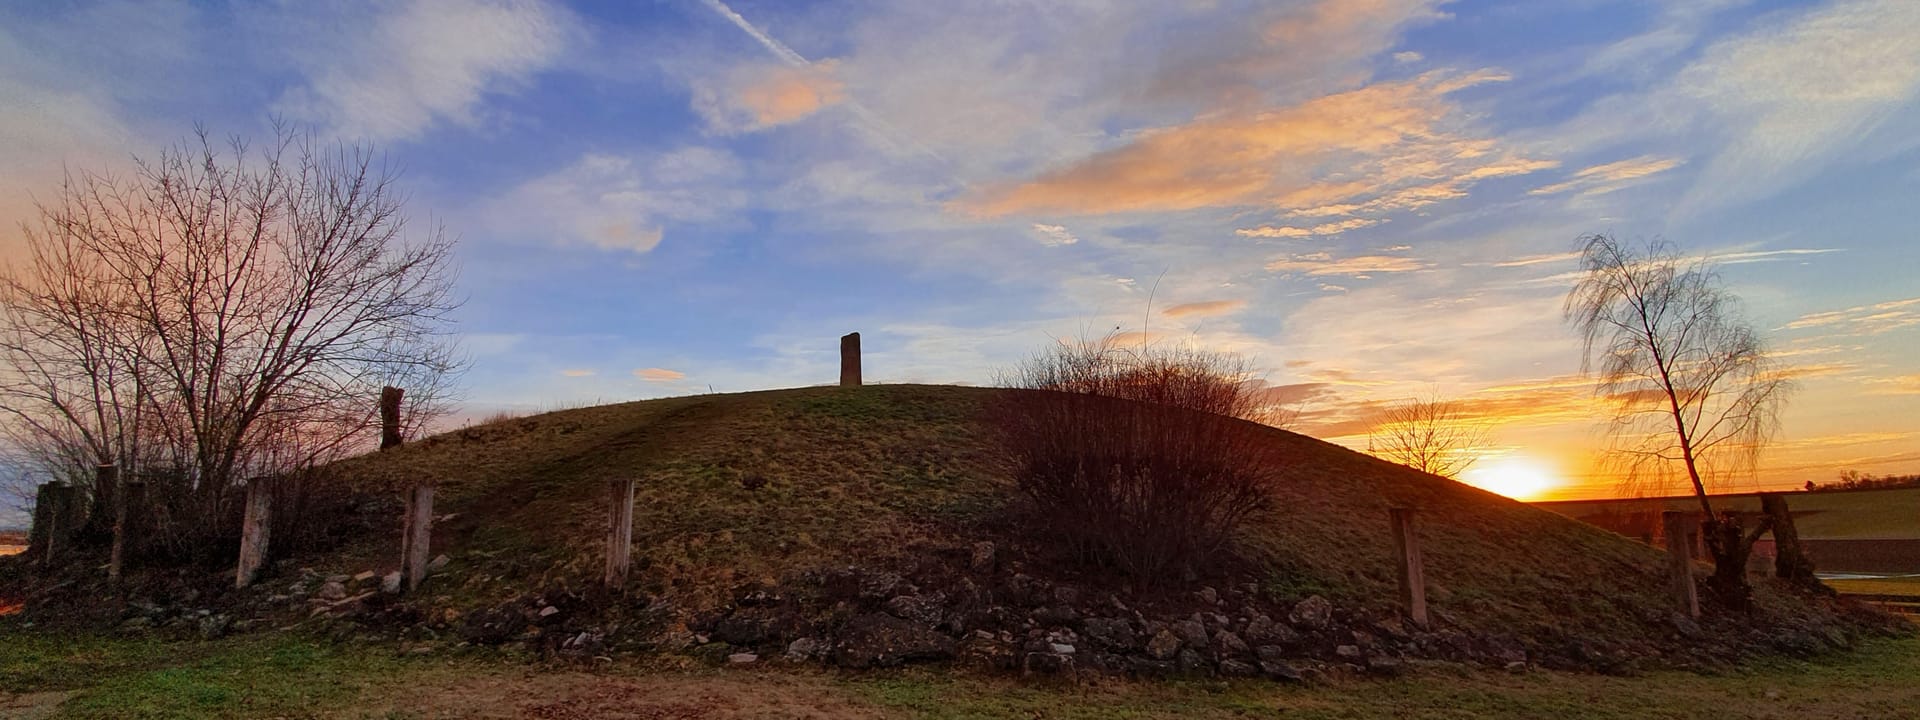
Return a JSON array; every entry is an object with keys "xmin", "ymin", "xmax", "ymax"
[
  {"xmin": 104, "ymin": 465, "xmax": 127, "ymax": 584},
  {"xmin": 1389, "ymin": 507, "xmax": 1429, "ymax": 627},
  {"xmin": 380, "ymin": 386, "xmax": 405, "ymax": 450},
  {"xmin": 839, "ymin": 332, "xmax": 861, "ymax": 387},
  {"xmin": 1662, "ymin": 511, "xmax": 1699, "ymax": 619},
  {"xmin": 400, "ymin": 484, "xmax": 434, "ymax": 592},
  {"xmin": 605, "ymin": 478, "xmax": 637, "ymax": 590},
  {"xmin": 28, "ymin": 482, "xmax": 74, "ymax": 569},
  {"xmin": 236, "ymin": 476, "xmax": 274, "ymax": 589}
]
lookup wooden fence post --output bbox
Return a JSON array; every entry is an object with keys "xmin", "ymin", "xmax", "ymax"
[
  {"xmin": 1389, "ymin": 507, "xmax": 1429, "ymax": 627},
  {"xmin": 839, "ymin": 332, "xmax": 861, "ymax": 387},
  {"xmin": 1662, "ymin": 511, "xmax": 1699, "ymax": 619},
  {"xmin": 28, "ymin": 482, "xmax": 74, "ymax": 569},
  {"xmin": 605, "ymin": 478, "xmax": 637, "ymax": 590},
  {"xmin": 236, "ymin": 477, "xmax": 273, "ymax": 588},
  {"xmin": 400, "ymin": 484, "xmax": 435, "ymax": 592},
  {"xmin": 103, "ymin": 465, "xmax": 128, "ymax": 584},
  {"xmin": 380, "ymin": 386, "xmax": 405, "ymax": 450}
]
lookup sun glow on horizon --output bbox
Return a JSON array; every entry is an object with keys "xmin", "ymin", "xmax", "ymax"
[{"xmin": 1461, "ymin": 455, "xmax": 1564, "ymax": 501}]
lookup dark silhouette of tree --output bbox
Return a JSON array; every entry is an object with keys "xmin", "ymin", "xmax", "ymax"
[
  {"xmin": 1367, "ymin": 395, "xmax": 1487, "ymax": 479},
  {"xmin": 0, "ymin": 125, "xmax": 461, "ymax": 554},
  {"xmin": 1564, "ymin": 233, "xmax": 1791, "ymax": 608}
]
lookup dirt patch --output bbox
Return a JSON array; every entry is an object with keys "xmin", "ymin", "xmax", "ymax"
[
  {"xmin": 373, "ymin": 670, "xmax": 888, "ymax": 720},
  {"xmin": 0, "ymin": 690, "xmax": 73, "ymax": 720}
]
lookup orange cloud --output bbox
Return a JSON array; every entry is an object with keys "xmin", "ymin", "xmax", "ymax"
[
  {"xmin": 1162, "ymin": 300, "xmax": 1248, "ymax": 318},
  {"xmin": 960, "ymin": 71, "xmax": 1550, "ymax": 218},
  {"xmin": 1265, "ymin": 252, "xmax": 1427, "ymax": 276},
  {"xmin": 1530, "ymin": 155, "xmax": 1683, "ymax": 196},
  {"xmin": 1237, "ymin": 218, "xmax": 1381, "ymax": 238},
  {"xmin": 697, "ymin": 60, "xmax": 846, "ymax": 133},
  {"xmin": 559, "ymin": 369, "xmax": 596, "ymax": 378},
  {"xmin": 634, "ymin": 368, "xmax": 686, "ymax": 382}
]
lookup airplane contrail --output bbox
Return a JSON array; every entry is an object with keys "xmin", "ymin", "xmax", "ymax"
[
  {"xmin": 697, "ymin": 0, "xmax": 809, "ymax": 68},
  {"xmin": 695, "ymin": 0, "xmax": 946, "ymax": 165}
]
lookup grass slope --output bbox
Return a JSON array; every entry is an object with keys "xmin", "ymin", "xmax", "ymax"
[{"xmin": 330, "ymin": 384, "xmax": 1802, "ymax": 649}]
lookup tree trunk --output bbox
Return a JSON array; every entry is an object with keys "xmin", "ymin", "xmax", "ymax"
[{"xmin": 1761, "ymin": 493, "xmax": 1821, "ymax": 590}]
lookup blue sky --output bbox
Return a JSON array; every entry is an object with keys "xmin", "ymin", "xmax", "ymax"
[{"xmin": 2, "ymin": 0, "xmax": 1918, "ymax": 507}]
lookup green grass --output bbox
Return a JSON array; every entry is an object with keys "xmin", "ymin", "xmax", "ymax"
[
  {"xmin": 0, "ymin": 628, "xmax": 491, "ymax": 720},
  {"xmin": 850, "ymin": 636, "xmax": 1920, "ymax": 720},
  {"xmin": 6, "ymin": 627, "xmax": 1917, "ymax": 719}
]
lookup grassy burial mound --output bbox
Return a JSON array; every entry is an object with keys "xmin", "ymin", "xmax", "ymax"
[{"xmin": 6, "ymin": 385, "xmax": 1900, "ymax": 679}]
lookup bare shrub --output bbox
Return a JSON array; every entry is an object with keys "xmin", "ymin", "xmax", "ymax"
[{"xmin": 990, "ymin": 336, "xmax": 1282, "ymax": 580}]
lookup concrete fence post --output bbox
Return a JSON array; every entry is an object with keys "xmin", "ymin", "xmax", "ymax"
[
  {"xmin": 380, "ymin": 386, "xmax": 405, "ymax": 450},
  {"xmin": 236, "ymin": 476, "xmax": 274, "ymax": 589},
  {"xmin": 400, "ymin": 484, "xmax": 435, "ymax": 592},
  {"xmin": 28, "ymin": 482, "xmax": 75, "ymax": 569},
  {"xmin": 1662, "ymin": 511, "xmax": 1699, "ymax": 619},
  {"xmin": 605, "ymin": 478, "xmax": 637, "ymax": 590},
  {"xmin": 1389, "ymin": 507, "xmax": 1429, "ymax": 627},
  {"xmin": 839, "ymin": 332, "xmax": 861, "ymax": 387}
]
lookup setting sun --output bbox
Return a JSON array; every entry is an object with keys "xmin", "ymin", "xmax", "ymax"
[{"xmin": 1461, "ymin": 455, "xmax": 1563, "ymax": 501}]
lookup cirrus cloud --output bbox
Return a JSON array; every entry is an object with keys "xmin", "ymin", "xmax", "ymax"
[{"xmin": 959, "ymin": 70, "xmax": 1554, "ymax": 218}]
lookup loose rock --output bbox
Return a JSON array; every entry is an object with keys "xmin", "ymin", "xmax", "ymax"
[
  {"xmin": 1146, "ymin": 629, "xmax": 1182, "ymax": 660},
  {"xmin": 970, "ymin": 542, "xmax": 997, "ymax": 574},
  {"xmin": 317, "ymin": 581, "xmax": 348, "ymax": 601},
  {"xmin": 1290, "ymin": 595, "xmax": 1333, "ymax": 630}
]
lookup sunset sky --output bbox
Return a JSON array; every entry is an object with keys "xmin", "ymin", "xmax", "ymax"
[{"xmin": 2, "ymin": 0, "xmax": 1917, "ymax": 504}]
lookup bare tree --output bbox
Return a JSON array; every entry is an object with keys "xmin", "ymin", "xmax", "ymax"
[
  {"xmin": 0, "ymin": 125, "xmax": 461, "ymax": 554},
  {"xmin": 1367, "ymin": 396, "xmax": 1487, "ymax": 479},
  {"xmin": 1563, "ymin": 233, "xmax": 1791, "ymax": 608}
]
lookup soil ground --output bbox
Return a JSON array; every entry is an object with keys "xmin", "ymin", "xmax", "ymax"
[{"xmin": 2, "ymin": 627, "xmax": 1917, "ymax": 719}]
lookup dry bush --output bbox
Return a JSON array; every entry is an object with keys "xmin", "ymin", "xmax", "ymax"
[{"xmin": 991, "ymin": 337, "xmax": 1283, "ymax": 580}]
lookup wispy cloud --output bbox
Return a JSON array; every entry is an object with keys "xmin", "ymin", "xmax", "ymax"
[
  {"xmin": 1030, "ymin": 223, "xmax": 1080, "ymax": 246},
  {"xmin": 275, "ymin": 0, "xmax": 573, "ymax": 141},
  {"xmin": 1265, "ymin": 252, "xmax": 1428, "ymax": 277},
  {"xmin": 961, "ymin": 71, "xmax": 1553, "ymax": 218},
  {"xmin": 484, "ymin": 148, "xmax": 746, "ymax": 253},
  {"xmin": 1785, "ymin": 297, "xmax": 1920, "ymax": 334},
  {"xmin": 1236, "ymin": 218, "xmax": 1382, "ymax": 238},
  {"xmin": 1529, "ymin": 155, "xmax": 1683, "ymax": 196}
]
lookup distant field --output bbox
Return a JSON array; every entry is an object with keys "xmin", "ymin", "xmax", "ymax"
[{"xmin": 1536, "ymin": 486, "xmax": 1920, "ymax": 540}]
